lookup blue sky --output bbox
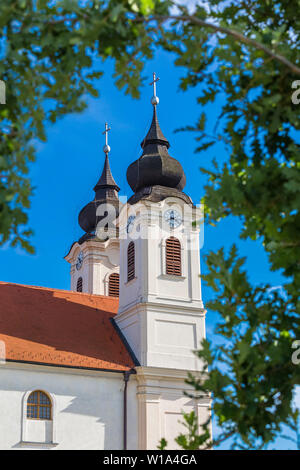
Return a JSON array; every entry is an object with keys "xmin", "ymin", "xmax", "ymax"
[{"xmin": 0, "ymin": 48, "xmax": 296, "ymax": 449}]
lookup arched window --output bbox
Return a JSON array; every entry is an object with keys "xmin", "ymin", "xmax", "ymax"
[
  {"xmin": 127, "ymin": 241, "xmax": 135, "ymax": 282},
  {"xmin": 166, "ymin": 237, "xmax": 182, "ymax": 276},
  {"xmin": 77, "ymin": 277, "xmax": 83, "ymax": 292},
  {"xmin": 108, "ymin": 273, "xmax": 119, "ymax": 297},
  {"xmin": 27, "ymin": 391, "xmax": 52, "ymax": 420}
]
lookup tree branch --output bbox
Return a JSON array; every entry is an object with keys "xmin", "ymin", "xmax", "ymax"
[{"xmin": 135, "ymin": 14, "xmax": 300, "ymax": 76}]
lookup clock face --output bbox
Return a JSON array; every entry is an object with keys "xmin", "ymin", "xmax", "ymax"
[
  {"xmin": 127, "ymin": 215, "xmax": 136, "ymax": 233},
  {"xmin": 76, "ymin": 251, "xmax": 83, "ymax": 271},
  {"xmin": 164, "ymin": 209, "xmax": 182, "ymax": 229}
]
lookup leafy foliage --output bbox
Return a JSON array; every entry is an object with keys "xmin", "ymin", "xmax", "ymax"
[
  {"xmin": 0, "ymin": 0, "xmax": 166, "ymax": 250},
  {"xmin": 157, "ymin": 0, "xmax": 300, "ymax": 448},
  {"xmin": 187, "ymin": 246, "xmax": 299, "ymax": 448},
  {"xmin": 1, "ymin": 0, "xmax": 300, "ymax": 449},
  {"xmin": 157, "ymin": 437, "xmax": 167, "ymax": 450},
  {"xmin": 160, "ymin": 0, "xmax": 300, "ymax": 299},
  {"xmin": 157, "ymin": 412, "xmax": 211, "ymax": 450},
  {"xmin": 175, "ymin": 411, "xmax": 211, "ymax": 450},
  {"xmin": 280, "ymin": 408, "xmax": 300, "ymax": 449}
]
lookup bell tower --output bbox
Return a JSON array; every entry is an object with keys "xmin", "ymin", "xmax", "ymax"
[
  {"xmin": 116, "ymin": 75, "xmax": 205, "ymax": 370},
  {"xmin": 65, "ymin": 123, "xmax": 122, "ymax": 296},
  {"xmin": 115, "ymin": 76, "xmax": 210, "ymax": 449}
]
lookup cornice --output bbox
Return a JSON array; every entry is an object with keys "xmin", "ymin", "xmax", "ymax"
[
  {"xmin": 117, "ymin": 300, "xmax": 206, "ymax": 320},
  {"xmin": 0, "ymin": 360, "xmax": 129, "ymax": 379}
]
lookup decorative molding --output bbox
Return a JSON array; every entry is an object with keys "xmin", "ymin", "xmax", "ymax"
[
  {"xmin": 158, "ymin": 274, "xmax": 186, "ymax": 281},
  {"xmin": 117, "ymin": 301, "xmax": 206, "ymax": 320},
  {"xmin": 19, "ymin": 441, "xmax": 59, "ymax": 448},
  {"xmin": 2, "ymin": 359, "xmax": 130, "ymax": 377}
]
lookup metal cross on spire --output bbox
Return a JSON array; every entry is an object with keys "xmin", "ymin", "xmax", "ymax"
[
  {"xmin": 150, "ymin": 72, "xmax": 160, "ymax": 106},
  {"xmin": 102, "ymin": 122, "xmax": 111, "ymax": 154}
]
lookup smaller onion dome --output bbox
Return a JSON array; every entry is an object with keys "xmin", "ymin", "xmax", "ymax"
[{"xmin": 78, "ymin": 133, "xmax": 121, "ymax": 238}]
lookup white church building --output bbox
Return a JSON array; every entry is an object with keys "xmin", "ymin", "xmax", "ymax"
[{"xmin": 0, "ymin": 86, "xmax": 210, "ymax": 450}]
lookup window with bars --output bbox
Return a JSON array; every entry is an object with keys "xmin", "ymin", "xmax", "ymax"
[
  {"xmin": 108, "ymin": 273, "xmax": 119, "ymax": 297},
  {"xmin": 166, "ymin": 237, "xmax": 182, "ymax": 276},
  {"xmin": 127, "ymin": 241, "xmax": 135, "ymax": 282},
  {"xmin": 27, "ymin": 391, "xmax": 52, "ymax": 420},
  {"xmin": 77, "ymin": 277, "xmax": 83, "ymax": 292}
]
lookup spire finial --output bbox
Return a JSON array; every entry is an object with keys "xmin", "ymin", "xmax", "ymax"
[
  {"xmin": 150, "ymin": 72, "xmax": 160, "ymax": 106},
  {"xmin": 102, "ymin": 122, "xmax": 111, "ymax": 154}
]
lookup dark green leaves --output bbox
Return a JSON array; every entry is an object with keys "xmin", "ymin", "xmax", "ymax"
[
  {"xmin": 187, "ymin": 246, "xmax": 300, "ymax": 448},
  {"xmin": 0, "ymin": 0, "xmax": 160, "ymax": 250}
]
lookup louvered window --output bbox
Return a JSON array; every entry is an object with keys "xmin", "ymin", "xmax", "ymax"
[
  {"xmin": 108, "ymin": 273, "xmax": 119, "ymax": 297},
  {"xmin": 166, "ymin": 237, "xmax": 182, "ymax": 276},
  {"xmin": 27, "ymin": 391, "xmax": 52, "ymax": 420},
  {"xmin": 77, "ymin": 277, "xmax": 83, "ymax": 292},
  {"xmin": 127, "ymin": 242, "xmax": 135, "ymax": 282}
]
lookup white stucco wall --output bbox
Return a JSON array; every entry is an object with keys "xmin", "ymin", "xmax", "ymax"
[
  {"xmin": 136, "ymin": 367, "xmax": 212, "ymax": 450},
  {"xmin": 66, "ymin": 239, "xmax": 120, "ymax": 295},
  {"xmin": 0, "ymin": 362, "xmax": 138, "ymax": 450}
]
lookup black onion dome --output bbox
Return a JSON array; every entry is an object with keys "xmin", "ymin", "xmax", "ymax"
[
  {"xmin": 78, "ymin": 154, "xmax": 120, "ymax": 234},
  {"xmin": 127, "ymin": 106, "xmax": 186, "ymax": 193}
]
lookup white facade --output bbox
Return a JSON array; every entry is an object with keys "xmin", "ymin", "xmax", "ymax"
[
  {"xmin": 65, "ymin": 237, "xmax": 120, "ymax": 295},
  {"xmin": 0, "ymin": 362, "xmax": 137, "ymax": 450},
  {"xmin": 118, "ymin": 198, "xmax": 203, "ymax": 312},
  {"xmin": 136, "ymin": 367, "xmax": 211, "ymax": 450},
  {"xmin": 116, "ymin": 197, "xmax": 206, "ymax": 371},
  {"xmin": 0, "ymin": 361, "xmax": 210, "ymax": 450},
  {"xmin": 113, "ymin": 195, "xmax": 210, "ymax": 449}
]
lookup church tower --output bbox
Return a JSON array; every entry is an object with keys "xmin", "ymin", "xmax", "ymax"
[
  {"xmin": 115, "ymin": 75, "xmax": 209, "ymax": 449},
  {"xmin": 65, "ymin": 124, "xmax": 121, "ymax": 296},
  {"xmin": 116, "ymin": 77, "xmax": 205, "ymax": 370}
]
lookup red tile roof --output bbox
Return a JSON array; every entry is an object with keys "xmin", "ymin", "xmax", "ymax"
[{"xmin": 0, "ymin": 282, "xmax": 135, "ymax": 371}]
